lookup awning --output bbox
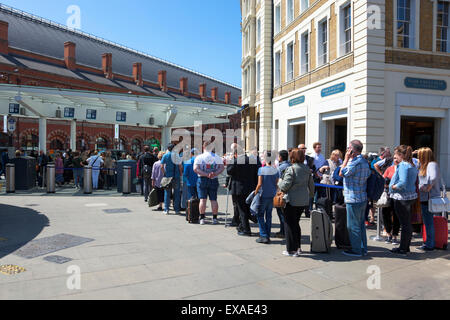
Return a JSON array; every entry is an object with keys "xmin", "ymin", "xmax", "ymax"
[{"xmin": 0, "ymin": 84, "xmax": 240, "ymax": 128}]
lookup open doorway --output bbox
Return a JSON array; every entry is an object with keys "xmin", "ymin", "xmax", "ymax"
[
  {"xmin": 326, "ymin": 118, "xmax": 347, "ymax": 157},
  {"xmin": 400, "ymin": 117, "xmax": 437, "ymax": 151},
  {"xmin": 288, "ymin": 117, "xmax": 306, "ymax": 149}
]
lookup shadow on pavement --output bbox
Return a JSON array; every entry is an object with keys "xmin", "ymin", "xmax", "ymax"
[{"xmin": 0, "ymin": 204, "xmax": 50, "ymax": 259}]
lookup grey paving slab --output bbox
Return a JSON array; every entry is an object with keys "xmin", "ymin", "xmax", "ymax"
[
  {"xmin": 13, "ymin": 234, "xmax": 95, "ymax": 259},
  {"xmin": 0, "ymin": 193, "xmax": 448, "ymax": 299},
  {"xmin": 286, "ymin": 270, "xmax": 346, "ymax": 292},
  {"xmin": 43, "ymin": 256, "xmax": 73, "ymax": 264}
]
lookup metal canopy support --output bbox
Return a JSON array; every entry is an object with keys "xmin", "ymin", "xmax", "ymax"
[
  {"xmin": 161, "ymin": 108, "xmax": 178, "ymax": 149},
  {"xmin": 70, "ymin": 120, "xmax": 76, "ymax": 150},
  {"xmin": 38, "ymin": 117, "xmax": 46, "ymax": 153}
]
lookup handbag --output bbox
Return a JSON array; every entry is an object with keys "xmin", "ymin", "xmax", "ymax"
[
  {"xmin": 160, "ymin": 177, "xmax": 173, "ymax": 190},
  {"xmin": 160, "ymin": 158, "xmax": 176, "ymax": 190},
  {"xmin": 375, "ymin": 191, "xmax": 389, "ymax": 208},
  {"xmin": 273, "ymin": 191, "xmax": 286, "ymax": 208},
  {"xmin": 273, "ymin": 165, "xmax": 295, "ymax": 208},
  {"xmin": 148, "ymin": 188, "xmax": 159, "ymax": 207},
  {"xmin": 428, "ymin": 179, "xmax": 450, "ymax": 213}
]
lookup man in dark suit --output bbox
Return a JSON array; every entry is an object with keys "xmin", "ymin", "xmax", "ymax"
[{"xmin": 226, "ymin": 144, "xmax": 260, "ymax": 236}]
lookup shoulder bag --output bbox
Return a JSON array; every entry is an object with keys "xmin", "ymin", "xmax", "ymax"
[
  {"xmin": 160, "ymin": 157, "xmax": 176, "ymax": 190},
  {"xmin": 274, "ymin": 166, "xmax": 295, "ymax": 208},
  {"xmin": 429, "ymin": 179, "xmax": 450, "ymax": 214}
]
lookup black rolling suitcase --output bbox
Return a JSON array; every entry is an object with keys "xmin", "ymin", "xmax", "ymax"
[
  {"xmin": 316, "ymin": 187, "xmax": 333, "ymax": 221},
  {"xmin": 334, "ymin": 204, "xmax": 351, "ymax": 249},
  {"xmin": 186, "ymin": 198, "xmax": 200, "ymax": 224}
]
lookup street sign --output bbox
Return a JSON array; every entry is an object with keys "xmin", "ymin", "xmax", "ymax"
[
  {"xmin": 115, "ymin": 124, "xmax": 119, "ymax": 139},
  {"xmin": 7, "ymin": 118, "xmax": 16, "ymax": 133},
  {"xmin": 3, "ymin": 115, "xmax": 7, "ymax": 133}
]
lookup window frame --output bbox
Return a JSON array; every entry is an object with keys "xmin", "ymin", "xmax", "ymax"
[
  {"xmin": 436, "ymin": 0, "xmax": 450, "ymax": 52},
  {"xmin": 274, "ymin": 2, "xmax": 282, "ymax": 35},
  {"xmin": 300, "ymin": 30, "xmax": 310, "ymax": 75},
  {"xmin": 256, "ymin": 60, "xmax": 261, "ymax": 93},
  {"xmin": 286, "ymin": 41, "xmax": 294, "ymax": 82},
  {"xmin": 318, "ymin": 18, "xmax": 329, "ymax": 66},
  {"xmin": 338, "ymin": 2, "xmax": 352, "ymax": 56},
  {"xmin": 300, "ymin": 0, "xmax": 309, "ymax": 14},
  {"xmin": 394, "ymin": 0, "xmax": 419, "ymax": 49},
  {"xmin": 274, "ymin": 50, "xmax": 281, "ymax": 87},
  {"xmin": 286, "ymin": 0, "xmax": 294, "ymax": 25},
  {"xmin": 257, "ymin": 17, "xmax": 262, "ymax": 46}
]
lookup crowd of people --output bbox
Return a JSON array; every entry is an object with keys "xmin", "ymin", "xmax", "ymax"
[
  {"xmin": 0, "ymin": 148, "xmax": 148, "ymax": 190},
  {"xmin": 144, "ymin": 139, "xmax": 446, "ymax": 258},
  {"xmin": 2, "ymin": 139, "xmax": 446, "ymax": 258}
]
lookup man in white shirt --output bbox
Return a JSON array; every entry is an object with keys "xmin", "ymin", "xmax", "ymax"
[
  {"xmin": 194, "ymin": 141, "xmax": 225, "ymax": 225},
  {"xmin": 87, "ymin": 151, "xmax": 104, "ymax": 190}
]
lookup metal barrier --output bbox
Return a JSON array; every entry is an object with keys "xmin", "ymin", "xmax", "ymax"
[
  {"xmin": 46, "ymin": 164, "xmax": 55, "ymax": 194},
  {"xmin": 6, "ymin": 163, "xmax": 15, "ymax": 193},
  {"xmin": 122, "ymin": 166, "xmax": 131, "ymax": 195},
  {"xmin": 84, "ymin": 166, "xmax": 92, "ymax": 194}
]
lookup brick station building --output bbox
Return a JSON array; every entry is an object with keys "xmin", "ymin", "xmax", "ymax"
[{"xmin": 0, "ymin": 5, "xmax": 241, "ymax": 154}]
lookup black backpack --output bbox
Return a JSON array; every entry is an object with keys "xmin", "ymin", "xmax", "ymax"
[
  {"xmin": 367, "ymin": 169, "xmax": 385, "ymax": 201},
  {"xmin": 379, "ymin": 158, "xmax": 393, "ymax": 175}
]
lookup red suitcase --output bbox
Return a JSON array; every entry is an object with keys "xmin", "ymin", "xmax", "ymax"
[{"xmin": 423, "ymin": 216, "xmax": 448, "ymax": 250}]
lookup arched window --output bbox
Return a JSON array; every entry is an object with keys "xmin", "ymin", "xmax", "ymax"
[
  {"xmin": 132, "ymin": 139, "xmax": 142, "ymax": 154},
  {"xmin": 95, "ymin": 137, "xmax": 108, "ymax": 150},
  {"xmin": 50, "ymin": 139, "xmax": 64, "ymax": 151},
  {"xmin": 21, "ymin": 134, "xmax": 39, "ymax": 151}
]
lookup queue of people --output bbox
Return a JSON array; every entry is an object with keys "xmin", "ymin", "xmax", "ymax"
[{"xmin": 144, "ymin": 139, "xmax": 446, "ymax": 258}]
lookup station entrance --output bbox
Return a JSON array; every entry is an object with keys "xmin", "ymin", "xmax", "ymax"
[
  {"xmin": 400, "ymin": 117, "xmax": 438, "ymax": 152},
  {"xmin": 325, "ymin": 118, "xmax": 347, "ymax": 156}
]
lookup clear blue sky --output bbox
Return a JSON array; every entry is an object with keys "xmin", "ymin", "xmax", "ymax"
[{"xmin": 1, "ymin": 0, "xmax": 242, "ymax": 88}]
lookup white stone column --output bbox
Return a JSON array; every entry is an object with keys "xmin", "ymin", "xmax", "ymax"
[
  {"xmin": 70, "ymin": 120, "xmax": 76, "ymax": 150},
  {"xmin": 39, "ymin": 117, "xmax": 47, "ymax": 153}
]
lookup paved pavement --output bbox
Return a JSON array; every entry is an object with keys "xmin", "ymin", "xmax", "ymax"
[{"xmin": 0, "ymin": 186, "xmax": 449, "ymax": 300}]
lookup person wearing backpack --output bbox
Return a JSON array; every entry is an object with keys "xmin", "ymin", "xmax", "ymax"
[
  {"xmin": 389, "ymin": 145, "xmax": 419, "ymax": 255},
  {"xmin": 374, "ymin": 148, "xmax": 393, "ymax": 176},
  {"xmin": 87, "ymin": 151, "xmax": 104, "ymax": 190},
  {"xmin": 141, "ymin": 146, "xmax": 157, "ymax": 202},
  {"xmin": 339, "ymin": 140, "xmax": 371, "ymax": 257}
]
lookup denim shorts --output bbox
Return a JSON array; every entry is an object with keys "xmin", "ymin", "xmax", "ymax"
[{"xmin": 197, "ymin": 177, "xmax": 219, "ymax": 201}]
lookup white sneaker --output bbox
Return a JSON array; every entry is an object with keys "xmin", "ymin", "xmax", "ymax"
[
  {"xmin": 200, "ymin": 219, "xmax": 205, "ymax": 225},
  {"xmin": 212, "ymin": 218, "xmax": 218, "ymax": 225},
  {"xmin": 164, "ymin": 211, "xmax": 169, "ymax": 215}
]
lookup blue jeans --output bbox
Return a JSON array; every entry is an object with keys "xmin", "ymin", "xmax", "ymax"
[
  {"xmin": 257, "ymin": 197, "xmax": 273, "ymax": 239},
  {"xmin": 346, "ymin": 202, "xmax": 368, "ymax": 255},
  {"xmin": 276, "ymin": 207, "xmax": 285, "ymax": 234},
  {"xmin": 73, "ymin": 168, "xmax": 83, "ymax": 187},
  {"xmin": 164, "ymin": 177, "xmax": 181, "ymax": 213},
  {"xmin": 421, "ymin": 203, "xmax": 435, "ymax": 249}
]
